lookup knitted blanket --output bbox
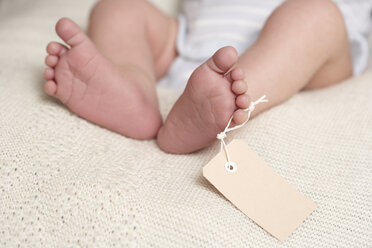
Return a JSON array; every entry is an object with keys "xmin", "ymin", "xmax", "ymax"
[{"xmin": 0, "ymin": 0, "xmax": 371, "ymax": 247}]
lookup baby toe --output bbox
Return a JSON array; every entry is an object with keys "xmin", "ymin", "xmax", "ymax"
[
  {"xmin": 44, "ymin": 80, "xmax": 57, "ymax": 96},
  {"xmin": 236, "ymin": 94, "xmax": 251, "ymax": 109},
  {"xmin": 232, "ymin": 109, "xmax": 248, "ymax": 125},
  {"xmin": 230, "ymin": 67, "xmax": 245, "ymax": 81},
  {"xmin": 232, "ymin": 80, "xmax": 248, "ymax": 95},
  {"xmin": 44, "ymin": 68, "xmax": 54, "ymax": 80},
  {"xmin": 45, "ymin": 55, "xmax": 59, "ymax": 67},
  {"xmin": 46, "ymin": 41, "xmax": 66, "ymax": 56},
  {"xmin": 207, "ymin": 46, "xmax": 238, "ymax": 74}
]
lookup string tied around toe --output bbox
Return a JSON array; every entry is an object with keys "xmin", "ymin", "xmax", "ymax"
[
  {"xmin": 216, "ymin": 132, "xmax": 227, "ymax": 140},
  {"xmin": 217, "ymin": 95, "xmax": 268, "ymax": 172},
  {"xmin": 248, "ymin": 103, "xmax": 256, "ymax": 112}
]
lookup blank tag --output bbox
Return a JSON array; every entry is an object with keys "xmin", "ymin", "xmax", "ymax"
[{"xmin": 203, "ymin": 139, "xmax": 316, "ymax": 241}]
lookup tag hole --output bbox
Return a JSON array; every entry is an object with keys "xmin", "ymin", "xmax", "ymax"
[{"xmin": 225, "ymin": 161, "xmax": 237, "ymax": 173}]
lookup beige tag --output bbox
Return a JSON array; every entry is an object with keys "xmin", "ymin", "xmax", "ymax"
[{"xmin": 203, "ymin": 139, "xmax": 316, "ymax": 241}]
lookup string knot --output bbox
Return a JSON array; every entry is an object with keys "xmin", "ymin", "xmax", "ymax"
[
  {"xmin": 217, "ymin": 132, "xmax": 226, "ymax": 140},
  {"xmin": 248, "ymin": 103, "xmax": 255, "ymax": 112}
]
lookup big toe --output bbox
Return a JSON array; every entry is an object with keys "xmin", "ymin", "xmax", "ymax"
[
  {"xmin": 207, "ymin": 46, "xmax": 238, "ymax": 74},
  {"xmin": 55, "ymin": 17, "xmax": 87, "ymax": 47}
]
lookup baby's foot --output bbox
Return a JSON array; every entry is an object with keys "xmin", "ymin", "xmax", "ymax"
[
  {"xmin": 43, "ymin": 18, "xmax": 161, "ymax": 139},
  {"xmin": 157, "ymin": 46, "xmax": 250, "ymax": 153}
]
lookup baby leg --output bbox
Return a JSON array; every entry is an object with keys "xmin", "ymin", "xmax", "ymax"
[
  {"xmin": 237, "ymin": 0, "xmax": 352, "ymax": 117},
  {"xmin": 87, "ymin": 0, "xmax": 178, "ymax": 103},
  {"xmin": 157, "ymin": 0, "xmax": 352, "ymax": 154},
  {"xmin": 43, "ymin": 0, "xmax": 177, "ymax": 139}
]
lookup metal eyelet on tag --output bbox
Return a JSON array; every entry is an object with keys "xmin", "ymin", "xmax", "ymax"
[{"xmin": 225, "ymin": 161, "xmax": 237, "ymax": 173}]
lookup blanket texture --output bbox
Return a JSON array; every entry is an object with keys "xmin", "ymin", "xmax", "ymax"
[{"xmin": 0, "ymin": 0, "xmax": 371, "ymax": 247}]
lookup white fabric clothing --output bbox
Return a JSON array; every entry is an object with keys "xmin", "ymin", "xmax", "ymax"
[{"xmin": 159, "ymin": 0, "xmax": 372, "ymax": 90}]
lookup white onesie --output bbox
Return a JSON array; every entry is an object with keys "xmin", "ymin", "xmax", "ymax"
[{"xmin": 159, "ymin": 0, "xmax": 372, "ymax": 90}]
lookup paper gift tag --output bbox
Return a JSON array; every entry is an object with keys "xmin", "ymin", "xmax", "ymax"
[{"xmin": 203, "ymin": 139, "xmax": 316, "ymax": 241}]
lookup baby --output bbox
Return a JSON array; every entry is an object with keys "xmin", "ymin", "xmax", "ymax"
[{"xmin": 43, "ymin": 0, "xmax": 371, "ymax": 153}]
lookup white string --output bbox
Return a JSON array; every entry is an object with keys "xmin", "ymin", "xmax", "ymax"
[{"xmin": 216, "ymin": 95, "xmax": 268, "ymax": 166}]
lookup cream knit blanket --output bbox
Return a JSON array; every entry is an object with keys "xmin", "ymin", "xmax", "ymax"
[{"xmin": 0, "ymin": 0, "xmax": 371, "ymax": 247}]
